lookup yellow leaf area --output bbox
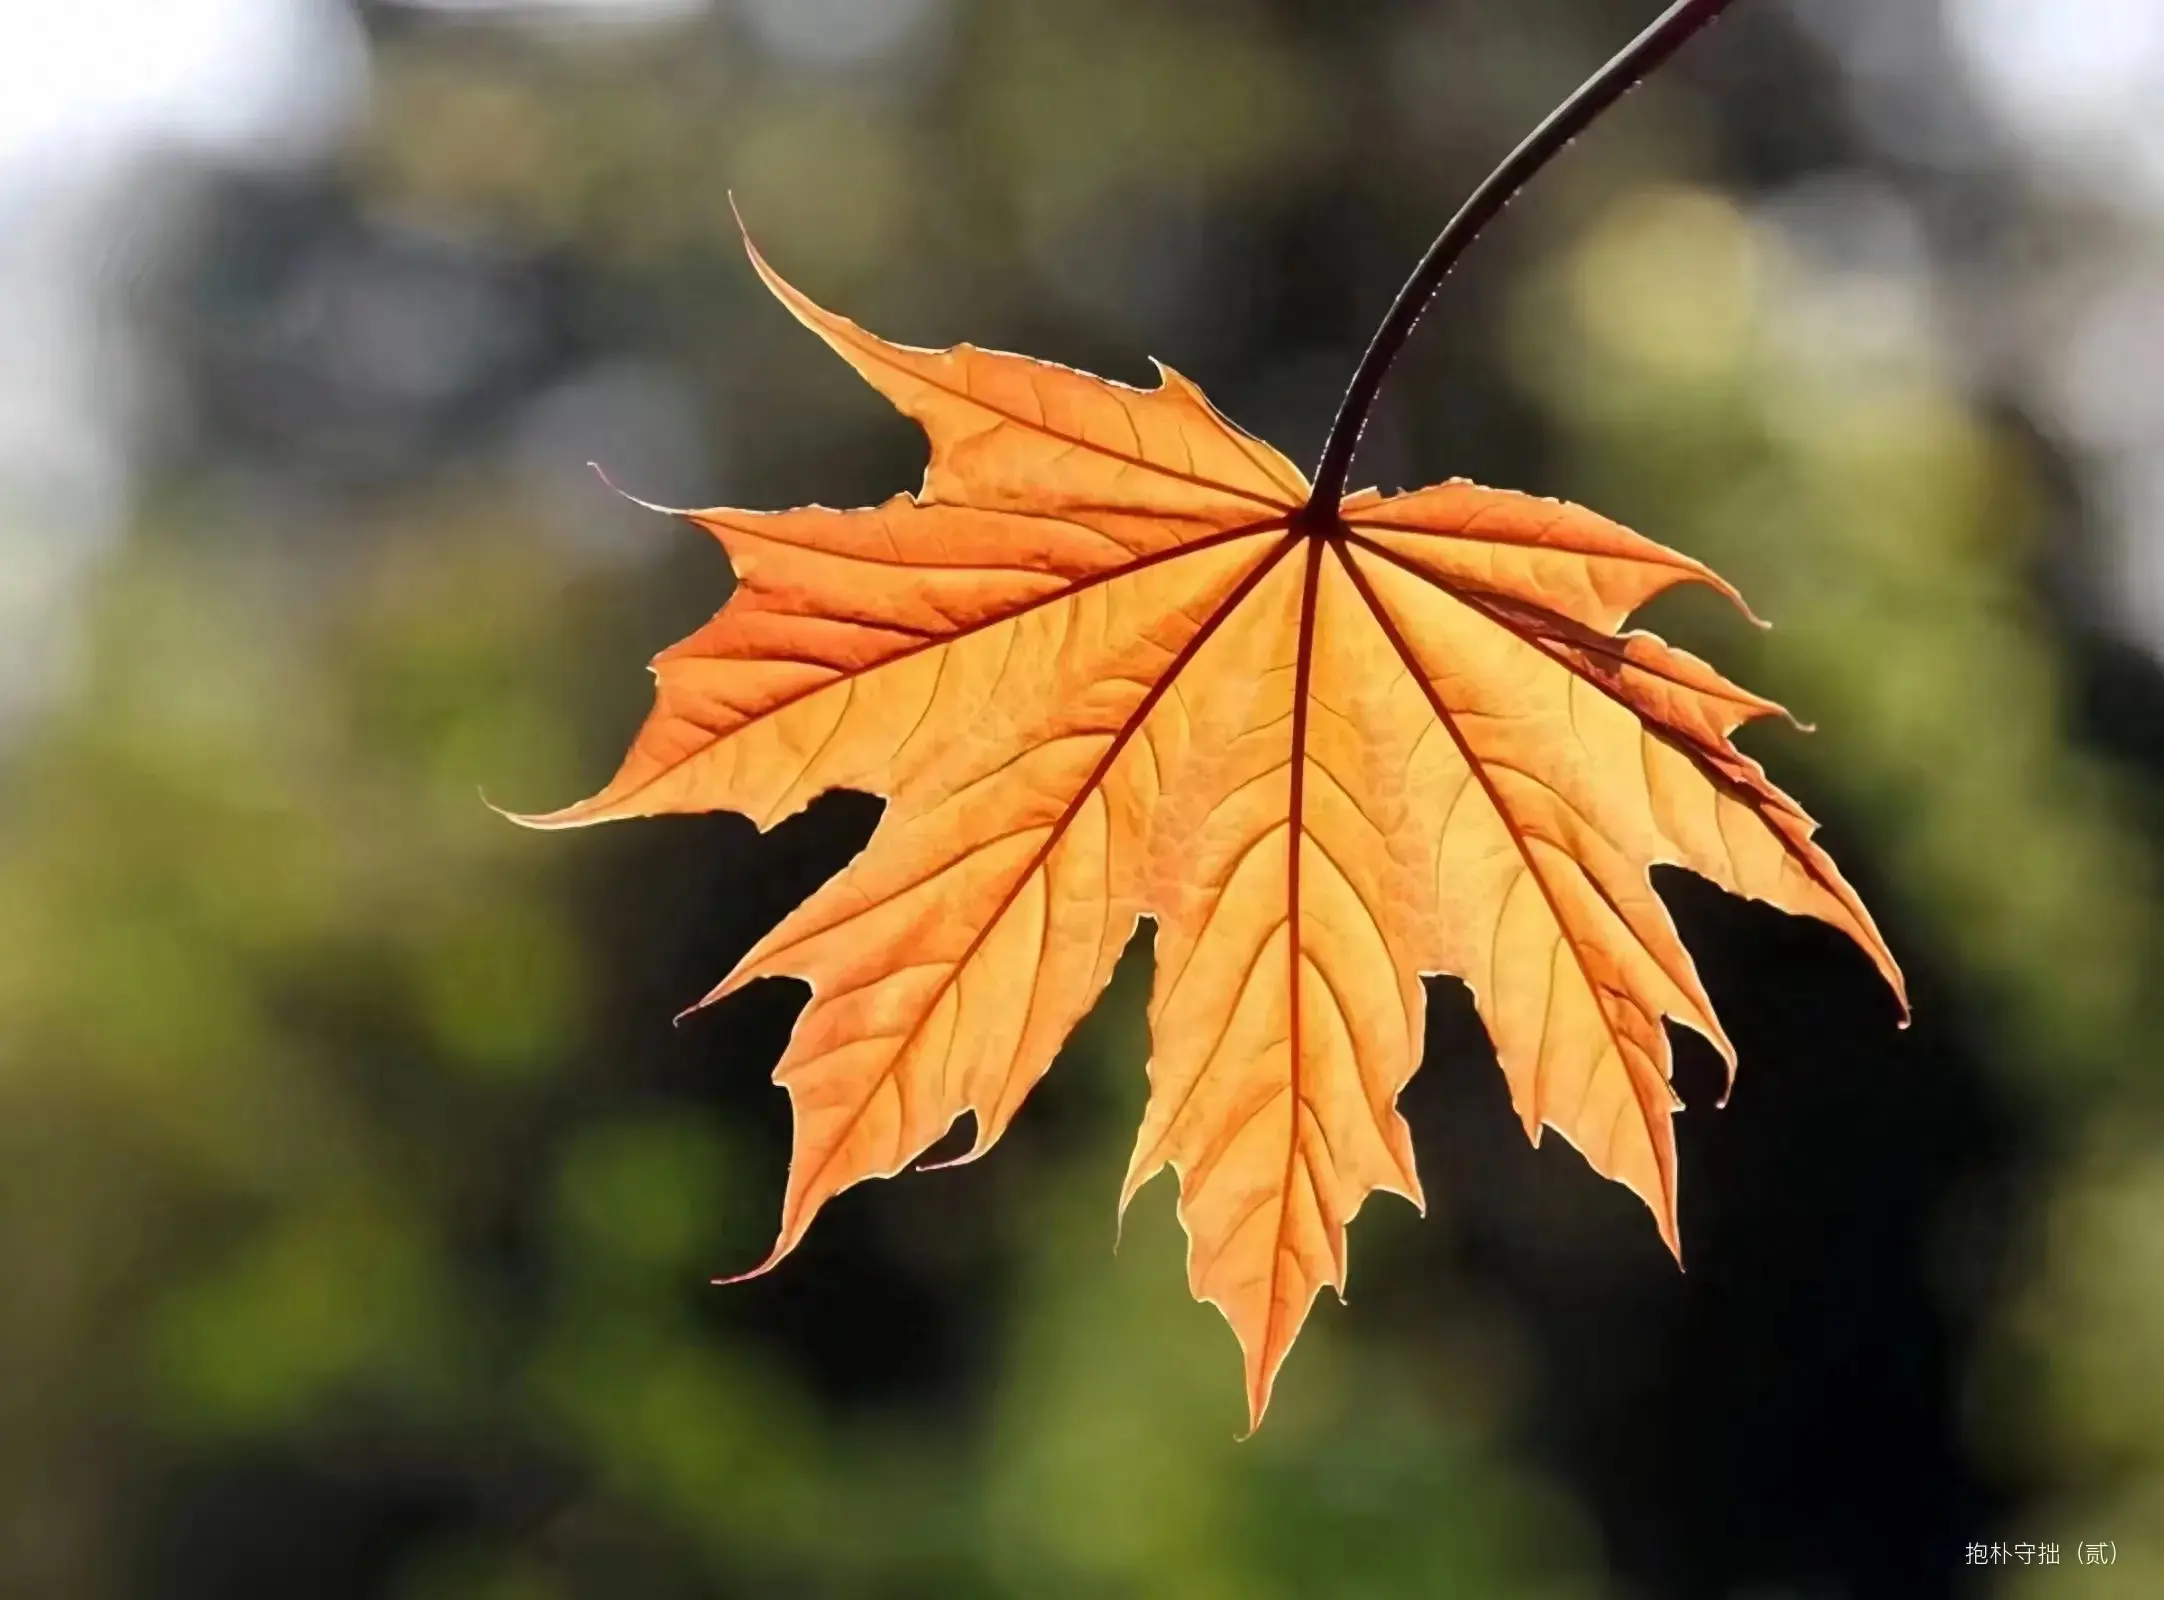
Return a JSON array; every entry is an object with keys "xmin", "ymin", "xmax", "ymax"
[{"xmin": 522, "ymin": 237, "xmax": 1905, "ymax": 1429}]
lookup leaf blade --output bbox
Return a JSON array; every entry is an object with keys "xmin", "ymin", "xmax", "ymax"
[{"xmin": 532, "ymin": 237, "xmax": 1906, "ymax": 1425}]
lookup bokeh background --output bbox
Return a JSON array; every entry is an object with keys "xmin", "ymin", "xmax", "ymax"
[{"xmin": 4, "ymin": 0, "xmax": 2163, "ymax": 1595}]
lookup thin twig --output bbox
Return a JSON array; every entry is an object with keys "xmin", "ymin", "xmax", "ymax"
[{"xmin": 1306, "ymin": 0, "xmax": 1745, "ymax": 512}]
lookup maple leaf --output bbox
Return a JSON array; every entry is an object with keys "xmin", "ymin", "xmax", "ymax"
[{"xmin": 520, "ymin": 233, "xmax": 1904, "ymax": 1428}]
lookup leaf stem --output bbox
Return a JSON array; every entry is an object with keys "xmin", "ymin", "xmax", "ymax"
[{"xmin": 1305, "ymin": 0, "xmax": 1744, "ymax": 512}]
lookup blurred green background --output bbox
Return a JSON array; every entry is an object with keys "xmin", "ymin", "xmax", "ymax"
[{"xmin": 5, "ymin": 0, "xmax": 2164, "ymax": 1595}]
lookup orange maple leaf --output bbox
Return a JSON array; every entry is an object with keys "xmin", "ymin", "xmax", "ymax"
[{"xmin": 521, "ymin": 236, "xmax": 1904, "ymax": 1429}]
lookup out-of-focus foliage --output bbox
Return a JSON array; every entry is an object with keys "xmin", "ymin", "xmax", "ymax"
[
  {"xmin": 3, "ymin": 2, "xmax": 2163, "ymax": 1597},
  {"xmin": 1510, "ymin": 176, "xmax": 2164, "ymax": 1593},
  {"xmin": 1516, "ymin": 186, "xmax": 2160, "ymax": 1077}
]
